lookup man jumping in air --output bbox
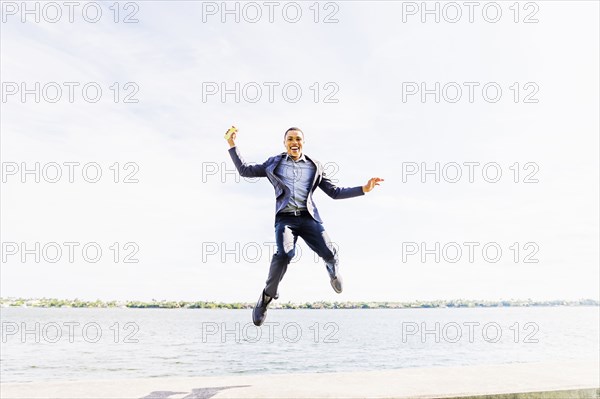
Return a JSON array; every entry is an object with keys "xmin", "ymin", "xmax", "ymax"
[{"xmin": 226, "ymin": 127, "xmax": 383, "ymax": 326}]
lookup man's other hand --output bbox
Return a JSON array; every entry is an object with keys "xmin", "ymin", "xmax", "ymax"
[{"xmin": 362, "ymin": 177, "xmax": 384, "ymax": 193}]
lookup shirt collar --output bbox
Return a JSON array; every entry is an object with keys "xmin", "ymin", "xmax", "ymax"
[{"xmin": 284, "ymin": 152, "xmax": 306, "ymax": 162}]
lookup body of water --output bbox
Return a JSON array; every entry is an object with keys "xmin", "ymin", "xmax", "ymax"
[{"xmin": 1, "ymin": 307, "xmax": 598, "ymax": 383}]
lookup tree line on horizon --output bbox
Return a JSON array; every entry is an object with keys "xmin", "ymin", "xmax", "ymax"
[{"xmin": 1, "ymin": 297, "xmax": 598, "ymax": 309}]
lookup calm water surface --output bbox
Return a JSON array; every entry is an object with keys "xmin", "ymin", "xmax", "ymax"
[{"xmin": 1, "ymin": 307, "xmax": 598, "ymax": 383}]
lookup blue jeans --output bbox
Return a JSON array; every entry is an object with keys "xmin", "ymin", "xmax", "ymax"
[{"xmin": 264, "ymin": 212, "xmax": 339, "ymax": 299}]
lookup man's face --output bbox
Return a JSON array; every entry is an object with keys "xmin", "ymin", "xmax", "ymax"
[{"xmin": 284, "ymin": 130, "xmax": 304, "ymax": 160}]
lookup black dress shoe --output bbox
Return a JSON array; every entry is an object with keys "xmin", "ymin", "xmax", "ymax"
[
  {"xmin": 252, "ymin": 290, "xmax": 273, "ymax": 326},
  {"xmin": 326, "ymin": 265, "xmax": 343, "ymax": 294}
]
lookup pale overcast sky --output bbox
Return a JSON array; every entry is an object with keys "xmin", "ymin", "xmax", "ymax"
[{"xmin": 1, "ymin": 1, "xmax": 598, "ymax": 302}]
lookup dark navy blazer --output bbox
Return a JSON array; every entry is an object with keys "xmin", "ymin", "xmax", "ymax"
[{"xmin": 228, "ymin": 146, "xmax": 364, "ymax": 223}]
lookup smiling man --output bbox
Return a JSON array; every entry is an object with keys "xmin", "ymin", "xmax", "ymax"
[{"xmin": 226, "ymin": 127, "xmax": 383, "ymax": 326}]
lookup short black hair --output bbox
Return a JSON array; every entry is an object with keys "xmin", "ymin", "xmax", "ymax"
[{"xmin": 284, "ymin": 127, "xmax": 304, "ymax": 139}]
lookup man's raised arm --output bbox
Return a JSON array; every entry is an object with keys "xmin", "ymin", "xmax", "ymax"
[{"xmin": 225, "ymin": 127, "xmax": 268, "ymax": 178}]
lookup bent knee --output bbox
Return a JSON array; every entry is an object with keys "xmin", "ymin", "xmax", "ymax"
[{"xmin": 274, "ymin": 250, "xmax": 295, "ymax": 263}]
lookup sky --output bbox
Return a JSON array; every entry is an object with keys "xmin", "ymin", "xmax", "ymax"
[{"xmin": 1, "ymin": 1, "xmax": 598, "ymax": 303}]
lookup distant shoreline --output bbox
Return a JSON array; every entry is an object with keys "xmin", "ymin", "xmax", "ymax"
[{"xmin": 1, "ymin": 297, "xmax": 598, "ymax": 309}]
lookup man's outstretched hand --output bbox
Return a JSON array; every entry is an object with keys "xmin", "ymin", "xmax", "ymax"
[{"xmin": 362, "ymin": 177, "xmax": 384, "ymax": 193}]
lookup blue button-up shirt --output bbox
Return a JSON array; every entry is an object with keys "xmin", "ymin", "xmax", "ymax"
[{"xmin": 275, "ymin": 153, "xmax": 316, "ymax": 213}]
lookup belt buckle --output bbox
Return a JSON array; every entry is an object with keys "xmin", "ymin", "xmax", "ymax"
[{"xmin": 293, "ymin": 210, "xmax": 301, "ymax": 216}]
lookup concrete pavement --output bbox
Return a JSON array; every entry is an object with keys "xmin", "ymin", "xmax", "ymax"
[{"xmin": 1, "ymin": 361, "xmax": 598, "ymax": 399}]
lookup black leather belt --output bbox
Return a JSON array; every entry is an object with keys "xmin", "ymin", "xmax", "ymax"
[{"xmin": 278, "ymin": 210, "xmax": 309, "ymax": 216}]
